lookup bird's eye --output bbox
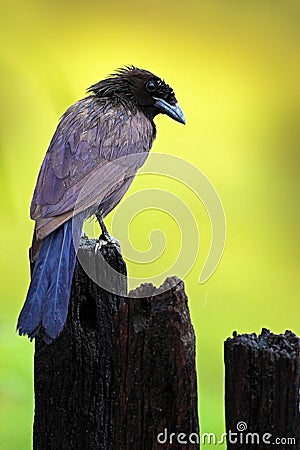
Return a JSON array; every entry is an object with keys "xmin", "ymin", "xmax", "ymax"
[{"xmin": 146, "ymin": 80, "xmax": 157, "ymax": 92}]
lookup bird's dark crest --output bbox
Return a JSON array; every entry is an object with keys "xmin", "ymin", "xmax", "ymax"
[
  {"xmin": 87, "ymin": 66, "xmax": 138, "ymax": 104},
  {"xmin": 87, "ymin": 66, "xmax": 176, "ymax": 107},
  {"xmin": 111, "ymin": 65, "xmax": 139, "ymax": 77}
]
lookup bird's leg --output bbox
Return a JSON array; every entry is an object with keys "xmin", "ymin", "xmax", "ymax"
[
  {"xmin": 96, "ymin": 213, "xmax": 121, "ymax": 250},
  {"xmin": 96, "ymin": 213, "xmax": 110, "ymax": 241}
]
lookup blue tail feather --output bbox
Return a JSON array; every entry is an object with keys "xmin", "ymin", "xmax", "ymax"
[{"xmin": 17, "ymin": 216, "xmax": 83, "ymax": 342}]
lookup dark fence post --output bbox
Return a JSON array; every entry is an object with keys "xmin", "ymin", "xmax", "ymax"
[
  {"xmin": 116, "ymin": 278, "xmax": 199, "ymax": 450},
  {"xmin": 33, "ymin": 238, "xmax": 127, "ymax": 450},
  {"xmin": 33, "ymin": 238, "xmax": 199, "ymax": 450},
  {"xmin": 224, "ymin": 328, "xmax": 300, "ymax": 449}
]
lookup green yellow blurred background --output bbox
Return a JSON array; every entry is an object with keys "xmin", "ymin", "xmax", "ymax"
[{"xmin": 1, "ymin": 0, "xmax": 300, "ymax": 448}]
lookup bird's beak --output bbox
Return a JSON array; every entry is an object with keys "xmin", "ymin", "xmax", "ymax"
[{"xmin": 154, "ymin": 98, "xmax": 186, "ymax": 124}]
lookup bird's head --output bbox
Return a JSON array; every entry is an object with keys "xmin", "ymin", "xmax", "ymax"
[{"xmin": 88, "ymin": 66, "xmax": 185, "ymax": 125}]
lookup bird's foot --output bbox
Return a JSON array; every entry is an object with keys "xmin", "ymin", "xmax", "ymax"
[
  {"xmin": 100, "ymin": 232, "xmax": 121, "ymax": 248},
  {"xmin": 95, "ymin": 213, "xmax": 120, "ymax": 251},
  {"xmin": 95, "ymin": 233, "xmax": 121, "ymax": 253}
]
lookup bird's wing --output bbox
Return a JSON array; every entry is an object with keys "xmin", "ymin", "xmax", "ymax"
[{"xmin": 31, "ymin": 98, "xmax": 153, "ymax": 239}]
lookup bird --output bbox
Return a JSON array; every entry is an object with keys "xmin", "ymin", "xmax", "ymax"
[{"xmin": 17, "ymin": 66, "xmax": 185, "ymax": 343}]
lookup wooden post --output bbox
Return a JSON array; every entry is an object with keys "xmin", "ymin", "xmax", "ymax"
[
  {"xmin": 224, "ymin": 328, "xmax": 300, "ymax": 449},
  {"xmin": 117, "ymin": 279, "xmax": 199, "ymax": 449},
  {"xmin": 33, "ymin": 238, "xmax": 127, "ymax": 450},
  {"xmin": 33, "ymin": 238, "xmax": 200, "ymax": 450}
]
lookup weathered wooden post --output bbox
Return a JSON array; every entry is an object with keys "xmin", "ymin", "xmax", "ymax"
[
  {"xmin": 224, "ymin": 328, "xmax": 300, "ymax": 449},
  {"xmin": 116, "ymin": 278, "xmax": 199, "ymax": 449},
  {"xmin": 33, "ymin": 237, "xmax": 200, "ymax": 450},
  {"xmin": 33, "ymin": 238, "xmax": 127, "ymax": 450}
]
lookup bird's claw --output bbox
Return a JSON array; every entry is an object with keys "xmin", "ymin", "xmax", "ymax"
[{"xmin": 94, "ymin": 241, "xmax": 101, "ymax": 254}]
